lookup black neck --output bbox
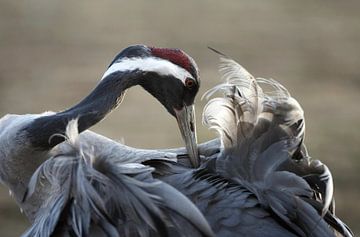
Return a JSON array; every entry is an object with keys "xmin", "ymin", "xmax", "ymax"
[{"xmin": 25, "ymin": 71, "xmax": 141, "ymax": 149}]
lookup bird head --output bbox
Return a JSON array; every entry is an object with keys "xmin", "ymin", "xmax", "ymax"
[{"xmin": 102, "ymin": 45, "xmax": 200, "ymax": 167}]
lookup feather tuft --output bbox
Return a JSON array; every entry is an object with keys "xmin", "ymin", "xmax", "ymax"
[{"xmin": 202, "ymin": 56, "xmax": 350, "ymax": 236}]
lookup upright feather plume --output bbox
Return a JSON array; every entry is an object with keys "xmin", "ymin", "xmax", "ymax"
[
  {"xmin": 203, "ymin": 56, "xmax": 304, "ymax": 180},
  {"xmin": 203, "ymin": 57, "xmax": 263, "ymax": 150},
  {"xmin": 22, "ymin": 120, "xmax": 215, "ymax": 237},
  {"xmin": 202, "ymin": 55, "xmax": 353, "ymax": 237}
]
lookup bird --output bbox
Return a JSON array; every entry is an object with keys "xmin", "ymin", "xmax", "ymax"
[
  {"xmin": 1, "ymin": 46, "xmax": 353, "ymax": 237},
  {"xmin": 29, "ymin": 49, "xmax": 351, "ymax": 237},
  {"xmin": 146, "ymin": 52, "xmax": 354, "ymax": 237},
  {"xmin": 0, "ymin": 45, "xmax": 214, "ymax": 236}
]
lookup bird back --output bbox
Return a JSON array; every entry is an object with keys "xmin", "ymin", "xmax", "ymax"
[{"xmin": 22, "ymin": 120, "xmax": 214, "ymax": 237}]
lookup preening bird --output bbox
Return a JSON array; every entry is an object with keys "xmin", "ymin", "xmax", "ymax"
[
  {"xmin": 0, "ymin": 45, "xmax": 212, "ymax": 236},
  {"xmin": 147, "ymin": 54, "xmax": 354, "ymax": 237},
  {"xmin": 0, "ymin": 46, "xmax": 353, "ymax": 237}
]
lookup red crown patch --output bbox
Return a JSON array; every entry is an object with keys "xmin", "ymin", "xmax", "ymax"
[{"xmin": 150, "ymin": 47, "xmax": 193, "ymax": 75}]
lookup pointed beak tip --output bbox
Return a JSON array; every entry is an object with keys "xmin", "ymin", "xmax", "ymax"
[{"xmin": 175, "ymin": 105, "xmax": 199, "ymax": 168}]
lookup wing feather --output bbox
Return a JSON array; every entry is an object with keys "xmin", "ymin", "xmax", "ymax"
[{"xmin": 22, "ymin": 120, "xmax": 215, "ymax": 237}]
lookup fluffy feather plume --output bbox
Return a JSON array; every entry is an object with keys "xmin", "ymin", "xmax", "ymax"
[
  {"xmin": 202, "ymin": 56, "xmax": 353, "ymax": 237},
  {"xmin": 203, "ymin": 57, "xmax": 263, "ymax": 149},
  {"xmin": 203, "ymin": 57, "xmax": 301, "ymax": 151},
  {"xmin": 22, "ymin": 120, "xmax": 215, "ymax": 237}
]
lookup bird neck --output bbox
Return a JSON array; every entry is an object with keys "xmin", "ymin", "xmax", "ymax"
[{"xmin": 25, "ymin": 71, "xmax": 142, "ymax": 149}]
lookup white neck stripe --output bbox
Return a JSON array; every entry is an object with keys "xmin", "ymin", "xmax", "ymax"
[{"xmin": 101, "ymin": 57, "xmax": 193, "ymax": 84}]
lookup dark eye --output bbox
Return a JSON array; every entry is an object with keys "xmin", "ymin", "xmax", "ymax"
[{"xmin": 185, "ymin": 78, "xmax": 195, "ymax": 89}]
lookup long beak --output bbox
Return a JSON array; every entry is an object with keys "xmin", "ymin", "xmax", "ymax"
[{"xmin": 174, "ymin": 105, "xmax": 199, "ymax": 168}]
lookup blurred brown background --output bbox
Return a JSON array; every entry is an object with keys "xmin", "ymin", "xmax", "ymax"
[{"xmin": 0, "ymin": 0, "xmax": 359, "ymax": 236}]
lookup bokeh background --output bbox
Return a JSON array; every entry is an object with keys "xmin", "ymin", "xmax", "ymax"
[{"xmin": 0, "ymin": 0, "xmax": 359, "ymax": 236}]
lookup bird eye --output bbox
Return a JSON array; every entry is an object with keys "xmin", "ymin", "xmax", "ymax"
[{"xmin": 185, "ymin": 78, "xmax": 195, "ymax": 89}]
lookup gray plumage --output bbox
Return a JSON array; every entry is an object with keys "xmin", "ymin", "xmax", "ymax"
[
  {"xmin": 0, "ymin": 112, "xmax": 217, "ymax": 222},
  {"xmin": 0, "ymin": 46, "xmax": 353, "ymax": 237},
  {"xmin": 21, "ymin": 120, "xmax": 214, "ymax": 237},
  {"xmin": 149, "ymin": 56, "xmax": 353, "ymax": 237}
]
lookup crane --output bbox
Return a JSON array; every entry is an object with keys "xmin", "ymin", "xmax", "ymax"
[
  {"xmin": 0, "ymin": 45, "xmax": 214, "ymax": 236},
  {"xmin": 0, "ymin": 46, "xmax": 353, "ymax": 236},
  {"xmin": 26, "ymin": 52, "xmax": 353, "ymax": 237}
]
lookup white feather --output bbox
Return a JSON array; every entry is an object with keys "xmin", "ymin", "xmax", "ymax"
[
  {"xmin": 102, "ymin": 57, "xmax": 193, "ymax": 84},
  {"xmin": 202, "ymin": 56, "xmax": 304, "ymax": 150}
]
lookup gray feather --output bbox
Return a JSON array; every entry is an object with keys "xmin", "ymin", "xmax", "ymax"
[{"xmin": 22, "ymin": 120, "xmax": 215, "ymax": 237}]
